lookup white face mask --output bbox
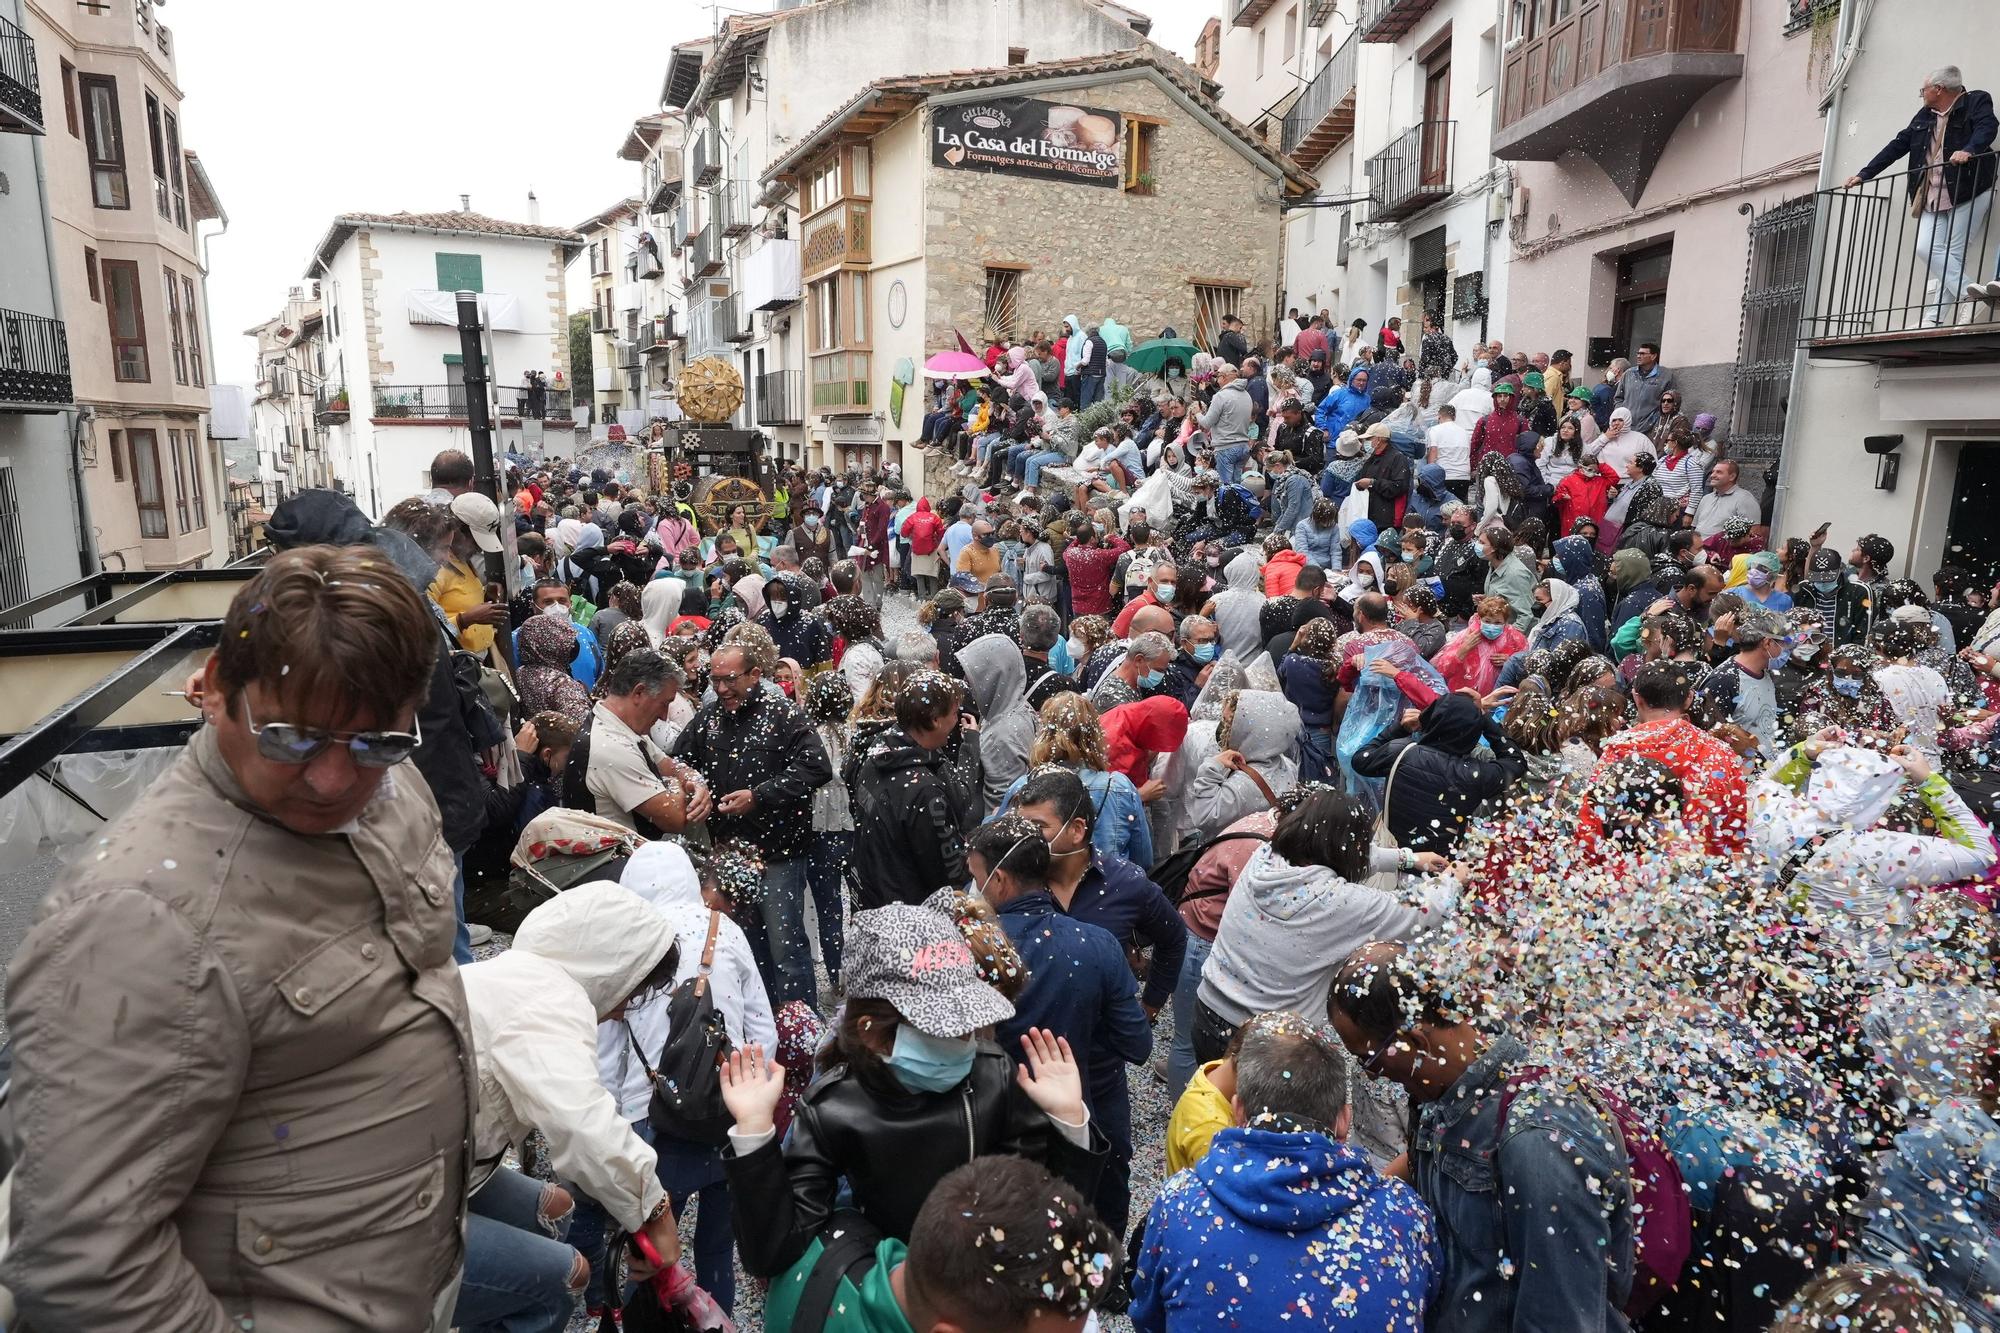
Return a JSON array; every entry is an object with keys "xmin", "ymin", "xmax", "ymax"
[
  {"xmin": 1066, "ymin": 635, "xmax": 1086, "ymax": 660},
  {"xmin": 541, "ymin": 601, "xmax": 569, "ymax": 620},
  {"xmin": 767, "ymin": 599, "xmax": 789, "ymax": 618}
]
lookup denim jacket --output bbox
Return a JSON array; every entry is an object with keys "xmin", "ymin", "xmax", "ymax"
[{"xmin": 1412, "ymin": 1035, "xmax": 1635, "ymax": 1333}]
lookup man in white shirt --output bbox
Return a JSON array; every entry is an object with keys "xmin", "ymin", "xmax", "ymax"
[
  {"xmin": 586, "ymin": 649, "xmax": 709, "ymax": 834},
  {"xmin": 1689, "ymin": 459, "xmax": 1763, "ymax": 538},
  {"xmin": 1426, "ymin": 403, "xmax": 1473, "ymax": 499}
]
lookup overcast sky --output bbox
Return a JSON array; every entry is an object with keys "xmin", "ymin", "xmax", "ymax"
[{"xmin": 175, "ymin": 0, "xmax": 1218, "ymax": 385}]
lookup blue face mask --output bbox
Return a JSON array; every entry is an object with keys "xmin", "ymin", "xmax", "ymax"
[
  {"xmin": 1480, "ymin": 622, "xmax": 1505, "ymax": 641},
  {"xmin": 1139, "ymin": 668, "xmax": 1167, "ymax": 689},
  {"xmin": 1192, "ymin": 642, "xmax": 1219, "ymax": 664},
  {"xmin": 1832, "ymin": 676, "xmax": 1864, "ymax": 698},
  {"xmin": 1811, "ymin": 578, "xmax": 1840, "ymax": 594},
  {"xmin": 887, "ymin": 1025, "xmax": 978, "ymax": 1093}
]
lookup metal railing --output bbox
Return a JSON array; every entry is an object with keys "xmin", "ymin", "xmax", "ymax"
[
  {"xmin": 368, "ymin": 383, "xmax": 571, "ymax": 421},
  {"xmin": 689, "ymin": 223, "xmax": 723, "ymax": 278},
  {"xmin": 1367, "ymin": 120, "xmax": 1455, "ymax": 221},
  {"xmin": 756, "ymin": 369, "xmax": 802, "ymax": 425},
  {"xmin": 1799, "ymin": 150, "xmax": 2000, "ymax": 346},
  {"xmin": 1231, "ymin": 0, "xmax": 1276, "ymax": 26},
  {"xmin": 716, "ymin": 293, "xmax": 751, "ymax": 343},
  {"xmin": 1281, "ymin": 32, "xmax": 1358, "ymax": 156},
  {"xmin": 0, "ymin": 310, "xmax": 72, "ymax": 406},
  {"xmin": 690, "ymin": 126, "xmax": 719, "ymax": 186},
  {"xmin": 313, "ymin": 383, "xmax": 349, "ymax": 421},
  {"xmin": 714, "ymin": 180, "xmax": 751, "ymax": 238},
  {"xmin": 642, "ymin": 312, "xmax": 678, "ymax": 351},
  {"xmin": 0, "ymin": 14, "xmax": 41, "ymax": 131},
  {"xmin": 1356, "ymin": 0, "xmax": 1440, "ymax": 40}
]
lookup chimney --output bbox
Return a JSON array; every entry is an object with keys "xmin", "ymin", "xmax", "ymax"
[
  {"xmin": 459, "ymin": 193, "xmax": 471, "ymax": 213},
  {"xmin": 528, "ymin": 190, "xmax": 540, "ymax": 224}
]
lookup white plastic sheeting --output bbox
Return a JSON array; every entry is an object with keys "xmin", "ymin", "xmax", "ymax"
[
  {"xmin": 405, "ymin": 289, "xmax": 529, "ymax": 332},
  {"xmin": 0, "ymin": 748, "xmax": 181, "ymax": 876}
]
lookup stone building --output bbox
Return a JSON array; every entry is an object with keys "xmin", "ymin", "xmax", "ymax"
[{"xmin": 760, "ymin": 50, "xmax": 1313, "ymax": 488}]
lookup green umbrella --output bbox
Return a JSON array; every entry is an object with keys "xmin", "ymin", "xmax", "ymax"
[{"xmin": 1125, "ymin": 337, "xmax": 1199, "ymax": 376}]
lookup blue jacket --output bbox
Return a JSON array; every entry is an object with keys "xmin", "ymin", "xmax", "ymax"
[
  {"xmin": 1294, "ymin": 515, "xmax": 1339, "ymax": 569},
  {"xmin": 1859, "ymin": 1097, "xmax": 2000, "ymax": 1328},
  {"xmin": 1268, "ymin": 469, "xmax": 1316, "ymax": 535},
  {"xmin": 995, "ymin": 765, "xmax": 1152, "ymax": 868},
  {"xmin": 1412, "ymin": 1035, "xmax": 1634, "ymax": 1333},
  {"xmin": 1132, "ymin": 1126, "xmax": 1440, "ymax": 1333},
  {"xmin": 1314, "ymin": 367, "xmax": 1372, "ymax": 439},
  {"xmin": 513, "ymin": 620, "xmax": 601, "ymax": 689},
  {"xmin": 1069, "ymin": 852, "xmax": 1186, "ymax": 1015},
  {"xmin": 1278, "ymin": 653, "xmax": 1337, "ymax": 728},
  {"xmin": 994, "ymin": 889, "xmax": 1153, "ymax": 1123},
  {"xmin": 1611, "ymin": 578, "xmax": 1662, "ymax": 633}
]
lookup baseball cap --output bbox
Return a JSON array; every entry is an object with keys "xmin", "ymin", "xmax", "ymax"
[
  {"xmin": 1365, "ymin": 422, "xmax": 1393, "ymax": 441},
  {"xmin": 449, "ymin": 492, "xmax": 504, "ymax": 553},
  {"xmin": 843, "ymin": 904, "xmax": 1016, "ymax": 1038}
]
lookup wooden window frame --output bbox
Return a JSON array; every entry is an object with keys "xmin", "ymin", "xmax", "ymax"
[
  {"xmin": 101, "ymin": 258, "xmax": 149, "ymax": 382},
  {"xmin": 164, "ymin": 107, "xmax": 186, "ymax": 230},
  {"xmin": 1123, "ymin": 117, "xmax": 1163, "ymax": 194},
  {"xmin": 59, "ymin": 59, "xmax": 78, "ymax": 137},
  {"xmin": 183, "ymin": 273, "xmax": 204, "ymax": 387},
  {"xmin": 163, "ymin": 264, "xmax": 187, "ymax": 386},
  {"xmin": 183, "ymin": 431, "xmax": 206, "ymax": 530},
  {"xmin": 78, "ymin": 74, "xmax": 129, "ymax": 210},
  {"xmin": 84, "ymin": 247, "xmax": 100, "ymax": 301},
  {"xmin": 108, "ymin": 428, "xmax": 125, "ymax": 482},
  {"xmin": 131, "ymin": 428, "xmax": 167, "ymax": 538},
  {"xmin": 145, "ymin": 89, "xmax": 170, "ymax": 220}
]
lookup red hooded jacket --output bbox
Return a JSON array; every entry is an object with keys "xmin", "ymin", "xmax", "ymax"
[{"xmin": 1102, "ymin": 695, "xmax": 1191, "ymax": 786}]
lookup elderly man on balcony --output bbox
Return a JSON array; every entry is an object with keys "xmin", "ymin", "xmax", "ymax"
[{"xmin": 1846, "ymin": 65, "xmax": 1999, "ymax": 323}]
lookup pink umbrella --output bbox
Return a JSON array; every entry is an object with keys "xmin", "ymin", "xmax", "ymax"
[{"xmin": 923, "ymin": 350, "xmax": 989, "ymax": 380}]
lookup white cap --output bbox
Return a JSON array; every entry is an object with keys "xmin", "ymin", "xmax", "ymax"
[{"xmin": 449, "ymin": 491, "xmax": 503, "ymax": 553}]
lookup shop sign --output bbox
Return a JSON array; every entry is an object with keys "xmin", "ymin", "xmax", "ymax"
[{"xmin": 931, "ymin": 97, "xmax": 1123, "ymax": 189}]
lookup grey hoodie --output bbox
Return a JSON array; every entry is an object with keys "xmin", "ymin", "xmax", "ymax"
[
  {"xmin": 958, "ymin": 632, "xmax": 1035, "ymax": 816},
  {"xmin": 1210, "ymin": 550, "xmax": 1269, "ymax": 663},
  {"xmin": 1187, "ymin": 689, "xmax": 1302, "ymax": 841},
  {"xmin": 1200, "ymin": 378, "xmax": 1254, "ymax": 449}
]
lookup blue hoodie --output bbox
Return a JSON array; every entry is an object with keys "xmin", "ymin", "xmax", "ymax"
[
  {"xmin": 1314, "ymin": 367, "xmax": 1372, "ymax": 439},
  {"xmin": 1132, "ymin": 1126, "xmax": 1440, "ymax": 1333}
]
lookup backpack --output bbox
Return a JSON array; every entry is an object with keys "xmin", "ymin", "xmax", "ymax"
[
  {"xmin": 905, "ymin": 510, "xmax": 944, "ymax": 556},
  {"xmin": 1150, "ymin": 829, "xmax": 1270, "ymax": 905},
  {"xmin": 1497, "ymin": 1068, "xmax": 1692, "ymax": 1319},
  {"xmin": 790, "ymin": 1210, "xmax": 885, "ymax": 1333},
  {"xmin": 561, "ymin": 722, "xmax": 666, "ymax": 840},
  {"xmin": 625, "ymin": 911, "xmax": 736, "ymax": 1147}
]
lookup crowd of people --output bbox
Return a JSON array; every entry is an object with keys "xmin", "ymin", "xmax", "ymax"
[{"xmin": 5, "ymin": 299, "xmax": 2000, "ymax": 1333}]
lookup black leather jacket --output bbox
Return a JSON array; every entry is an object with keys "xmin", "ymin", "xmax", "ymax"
[{"xmin": 723, "ymin": 1044, "xmax": 1105, "ymax": 1277}]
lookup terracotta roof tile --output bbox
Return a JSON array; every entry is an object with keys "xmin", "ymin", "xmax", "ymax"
[{"xmin": 330, "ymin": 210, "xmax": 585, "ymax": 243}]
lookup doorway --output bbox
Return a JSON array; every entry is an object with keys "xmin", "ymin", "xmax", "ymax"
[
  {"xmin": 1612, "ymin": 241, "xmax": 1673, "ymax": 360},
  {"xmin": 1947, "ymin": 442, "xmax": 2000, "ymax": 583},
  {"xmin": 1420, "ymin": 56, "xmax": 1451, "ymax": 187}
]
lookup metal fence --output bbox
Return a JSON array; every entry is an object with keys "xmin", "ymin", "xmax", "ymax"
[
  {"xmin": 0, "ymin": 14, "xmax": 41, "ymax": 130},
  {"xmin": 0, "ymin": 310, "xmax": 72, "ymax": 407},
  {"xmin": 1798, "ymin": 150, "xmax": 2000, "ymax": 345},
  {"xmin": 1367, "ymin": 120, "xmax": 1455, "ymax": 221},
  {"xmin": 1280, "ymin": 33, "xmax": 1357, "ymax": 157}
]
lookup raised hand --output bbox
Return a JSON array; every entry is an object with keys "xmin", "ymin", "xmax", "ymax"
[
  {"xmin": 1016, "ymin": 1028, "xmax": 1086, "ymax": 1126},
  {"xmin": 718, "ymin": 1044, "xmax": 786, "ymax": 1136}
]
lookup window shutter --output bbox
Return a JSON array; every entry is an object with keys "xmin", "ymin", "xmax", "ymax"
[{"xmin": 434, "ymin": 253, "xmax": 484, "ymax": 293}]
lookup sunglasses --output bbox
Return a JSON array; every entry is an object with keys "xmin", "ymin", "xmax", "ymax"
[{"xmin": 241, "ymin": 695, "xmax": 423, "ymax": 768}]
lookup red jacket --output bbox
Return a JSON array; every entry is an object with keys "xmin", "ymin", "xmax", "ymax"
[
  {"xmin": 1063, "ymin": 536, "xmax": 1130, "ymax": 617},
  {"xmin": 1469, "ymin": 408, "xmax": 1527, "ymax": 470},
  {"xmin": 1552, "ymin": 462, "xmax": 1620, "ymax": 537},
  {"xmin": 1102, "ymin": 695, "xmax": 1191, "ymax": 785},
  {"xmin": 1262, "ymin": 549, "xmax": 1307, "ymax": 598},
  {"xmin": 1580, "ymin": 717, "xmax": 1748, "ymax": 855}
]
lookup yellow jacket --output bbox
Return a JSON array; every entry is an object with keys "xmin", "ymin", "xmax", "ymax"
[
  {"xmin": 1166, "ymin": 1060, "xmax": 1235, "ymax": 1176},
  {"xmin": 429, "ymin": 556, "xmax": 494, "ymax": 654}
]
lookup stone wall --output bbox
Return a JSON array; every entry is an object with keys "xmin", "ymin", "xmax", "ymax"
[{"xmin": 922, "ymin": 75, "xmax": 1283, "ymax": 353}]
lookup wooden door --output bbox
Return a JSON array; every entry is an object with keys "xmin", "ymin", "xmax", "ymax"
[{"xmin": 1420, "ymin": 61, "xmax": 1451, "ymax": 187}]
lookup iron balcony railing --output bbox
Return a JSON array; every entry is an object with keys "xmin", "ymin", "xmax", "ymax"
[
  {"xmin": 370, "ymin": 384, "xmax": 574, "ymax": 421},
  {"xmin": 714, "ymin": 179, "xmax": 751, "ymax": 238},
  {"xmin": 1281, "ymin": 32, "xmax": 1358, "ymax": 157},
  {"xmin": 1367, "ymin": 120, "xmax": 1455, "ymax": 222},
  {"xmin": 1798, "ymin": 150, "xmax": 2000, "ymax": 350},
  {"xmin": 716, "ymin": 293, "xmax": 751, "ymax": 343},
  {"xmin": 1356, "ymin": 0, "xmax": 1441, "ymax": 41},
  {"xmin": 690, "ymin": 126, "xmax": 719, "ymax": 187},
  {"xmin": 642, "ymin": 311, "xmax": 679, "ymax": 351},
  {"xmin": 0, "ymin": 14, "xmax": 42, "ymax": 133},
  {"xmin": 314, "ymin": 384, "xmax": 349, "ymax": 422},
  {"xmin": 689, "ymin": 223, "xmax": 723, "ymax": 278},
  {"xmin": 0, "ymin": 310, "xmax": 72, "ymax": 407},
  {"xmin": 756, "ymin": 369, "xmax": 802, "ymax": 426},
  {"xmin": 1231, "ymin": 0, "xmax": 1277, "ymax": 28}
]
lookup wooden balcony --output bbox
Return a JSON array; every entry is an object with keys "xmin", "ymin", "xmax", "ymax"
[
  {"xmin": 1494, "ymin": 0, "xmax": 1743, "ymax": 204},
  {"xmin": 801, "ymin": 200, "xmax": 870, "ymax": 280}
]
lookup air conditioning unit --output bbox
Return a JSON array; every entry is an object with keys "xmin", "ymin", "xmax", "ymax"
[
  {"xmin": 1509, "ymin": 184, "xmax": 1531, "ymax": 222},
  {"xmin": 772, "ymin": 313, "xmax": 792, "ymax": 335}
]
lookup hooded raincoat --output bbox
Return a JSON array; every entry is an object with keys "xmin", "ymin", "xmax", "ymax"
[
  {"xmin": 640, "ymin": 577, "xmax": 683, "ymax": 648},
  {"xmin": 958, "ymin": 633, "xmax": 1036, "ymax": 814},
  {"xmin": 1552, "ymin": 536, "xmax": 1609, "ymax": 651},
  {"xmin": 460, "ymin": 883, "xmax": 675, "ymax": 1231},
  {"xmin": 1209, "ymin": 551, "xmax": 1270, "ymax": 666},
  {"xmin": 1314, "ymin": 366, "xmax": 1372, "ymax": 439},
  {"xmin": 517, "ymin": 611, "xmax": 592, "ymax": 725},
  {"xmin": 1186, "ymin": 690, "xmax": 1301, "ymax": 841},
  {"xmin": 1103, "ymin": 695, "xmax": 1191, "ymax": 788}
]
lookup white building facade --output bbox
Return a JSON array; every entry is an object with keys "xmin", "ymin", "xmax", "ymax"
[
  {"xmin": 1221, "ymin": 0, "xmax": 1507, "ymax": 356},
  {"xmin": 1775, "ymin": 0, "xmax": 2000, "ymax": 585},
  {"xmin": 302, "ymin": 211, "xmax": 584, "ymax": 517}
]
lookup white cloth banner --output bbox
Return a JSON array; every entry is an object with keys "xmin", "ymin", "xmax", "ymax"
[{"xmin": 405, "ymin": 289, "xmax": 529, "ymax": 333}]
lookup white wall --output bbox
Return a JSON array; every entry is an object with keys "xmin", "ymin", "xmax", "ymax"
[{"xmin": 1774, "ymin": 0, "xmax": 2000, "ymax": 575}]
